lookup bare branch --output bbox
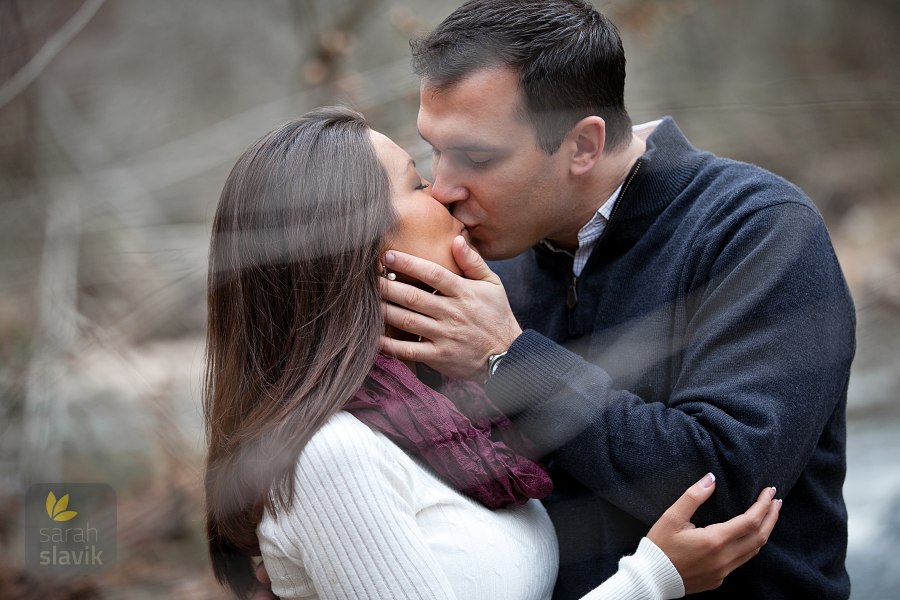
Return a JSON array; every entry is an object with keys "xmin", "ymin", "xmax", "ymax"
[{"xmin": 0, "ymin": 0, "xmax": 107, "ymax": 111}]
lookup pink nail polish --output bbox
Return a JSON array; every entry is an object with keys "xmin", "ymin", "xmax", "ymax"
[{"xmin": 700, "ymin": 472, "xmax": 715, "ymax": 488}]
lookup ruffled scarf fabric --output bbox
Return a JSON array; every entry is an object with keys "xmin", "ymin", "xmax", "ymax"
[{"xmin": 344, "ymin": 353, "xmax": 552, "ymax": 509}]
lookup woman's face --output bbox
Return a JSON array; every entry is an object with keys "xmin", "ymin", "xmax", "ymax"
[{"xmin": 370, "ymin": 130, "xmax": 468, "ymax": 276}]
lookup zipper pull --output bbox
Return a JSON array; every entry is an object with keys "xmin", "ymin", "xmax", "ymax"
[{"xmin": 567, "ymin": 275, "xmax": 578, "ymax": 308}]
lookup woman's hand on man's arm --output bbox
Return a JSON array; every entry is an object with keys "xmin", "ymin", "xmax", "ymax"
[{"xmin": 648, "ymin": 473, "xmax": 781, "ymax": 595}]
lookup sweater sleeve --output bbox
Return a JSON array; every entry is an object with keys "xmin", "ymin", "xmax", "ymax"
[
  {"xmin": 257, "ymin": 414, "xmax": 458, "ymax": 600},
  {"xmin": 487, "ymin": 201, "xmax": 855, "ymax": 522},
  {"xmin": 582, "ymin": 538, "xmax": 684, "ymax": 600}
]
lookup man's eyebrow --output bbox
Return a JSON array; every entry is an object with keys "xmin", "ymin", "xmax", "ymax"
[{"xmin": 417, "ymin": 130, "xmax": 502, "ymax": 153}]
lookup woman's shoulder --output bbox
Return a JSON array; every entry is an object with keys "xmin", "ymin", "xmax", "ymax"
[
  {"xmin": 299, "ymin": 411, "xmax": 405, "ymax": 471},
  {"xmin": 256, "ymin": 412, "xmax": 417, "ymax": 599},
  {"xmin": 304, "ymin": 410, "xmax": 381, "ymax": 452},
  {"xmin": 258, "ymin": 411, "xmax": 415, "ymax": 544},
  {"xmin": 281, "ymin": 411, "xmax": 416, "ymax": 501}
]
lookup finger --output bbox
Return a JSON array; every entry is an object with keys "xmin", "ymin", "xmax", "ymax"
[
  {"xmin": 451, "ymin": 235, "xmax": 500, "ymax": 283},
  {"xmin": 758, "ymin": 497, "xmax": 782, "ymax": 541},
  {"xmin": 381, "ymin": 302, "xmax": 444, "ymax": 341},
  {"xmin": 379, "ymin": 335, "xmax": 429, "ymax": 364},
  {"xmin": 736, "ymin": 495, "xmax": 782, "ymax": 554},
  {"xmin": 721, "ymin": 499, "xmax": 782, "ymax": 572},
  {"xmin": 384, "ymin": 250, "xmax": 460, "ymax": 295},
  {"xmin": 703, "ymin": 490, "xmax": 780, "ymax": 567},
  {"xmin": 709, "ymin": 486, "xmax": 777, "ymax": 540},
  {"xmin": 660, "ymin": 472, "xmax": 717, "ymax": 525},
  {"xmin": 378, "ymin": 277, "xmax": 445, "ymax": 318}
]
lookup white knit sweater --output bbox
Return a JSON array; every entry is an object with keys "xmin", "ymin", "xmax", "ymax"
[{"xmin": 257, "ymin": 411, "xmax": 684, "ymax": 600}]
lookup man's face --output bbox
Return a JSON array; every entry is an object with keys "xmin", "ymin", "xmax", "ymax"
[{"xmin": 417, "ymin": 67, "xmax": 572, "ymax": 260}]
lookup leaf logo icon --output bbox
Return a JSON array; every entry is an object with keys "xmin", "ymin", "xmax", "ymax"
[{"xmin": 46, "ymin": 491, "xmax": 78, "ymax": 522}]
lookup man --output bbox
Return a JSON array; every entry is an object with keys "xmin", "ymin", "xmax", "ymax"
[{"xmin": 379, "ymin": 1, "xmax": 855, "ymax": 598}]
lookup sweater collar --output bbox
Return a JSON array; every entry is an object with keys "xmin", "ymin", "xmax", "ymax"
[
  {"xmin": 532, "ymin": 116, "xmax": 706, "ymax": 264},
  {"xmin": 616, "ymin": 116, "xmax": 706, "ymax": 222}
]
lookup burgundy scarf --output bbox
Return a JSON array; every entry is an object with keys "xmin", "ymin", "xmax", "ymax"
[{"xmin": 344, "ymin": 353, "xmax": 552, "ymax": 509}]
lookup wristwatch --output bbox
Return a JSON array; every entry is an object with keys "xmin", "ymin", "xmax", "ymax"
[{"xmin": 486, "ymin": 350, "xmax": 508, "ymax": 383}]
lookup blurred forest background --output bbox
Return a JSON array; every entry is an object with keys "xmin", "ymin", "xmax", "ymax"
[{"xmin": 0, "ymin": 0, "xmax": 898, "ymax": 598}]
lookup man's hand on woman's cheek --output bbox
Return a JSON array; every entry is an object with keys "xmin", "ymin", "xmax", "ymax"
[{"xmin": 379, "ymin": 236, "xmax": 523, "ymax": 380}]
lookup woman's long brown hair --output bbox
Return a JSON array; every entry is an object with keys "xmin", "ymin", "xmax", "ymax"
[{"xmin": 203, "ymin": 107, "xmax": 394, "ymax": 597}]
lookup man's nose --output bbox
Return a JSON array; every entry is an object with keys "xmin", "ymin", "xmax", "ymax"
[{"xmin": 430, "ymin": 162, "xmax": 468, "ymax": 207}]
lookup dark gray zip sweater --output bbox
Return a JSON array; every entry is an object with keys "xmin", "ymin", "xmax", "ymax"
[{"xmin": 487, "ymin": 117, "xmax": 855, "ymax": 600}]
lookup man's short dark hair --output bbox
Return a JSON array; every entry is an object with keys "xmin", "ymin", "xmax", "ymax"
[{"xmin": 411, "ymin": 0, "xmax": 632, "ymax": 154}]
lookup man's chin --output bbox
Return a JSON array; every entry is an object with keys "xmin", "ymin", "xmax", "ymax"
[
  {"xmin": 469, "ymin": 239, "xmax": 495, "ymax": 260},
  {"xmin": 478, "ymin": 245, "xmax": 516, "ymax": 262}
]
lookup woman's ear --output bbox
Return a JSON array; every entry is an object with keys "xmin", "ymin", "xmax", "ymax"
[
  {"xmin": 377, "ymin": 257, "xmax": 397, "ymax": 281},
  {"xmin": 565, "ymin": 116, "xmax": 605, "ymax": 176}
]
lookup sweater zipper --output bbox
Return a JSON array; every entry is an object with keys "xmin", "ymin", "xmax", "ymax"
[
  {"xmin": 567, "ymin": 274, "xmax": 578, "ymax": 309},
  {"xmin": 607, "ymin": 158, "xmax": 643, "ymax": 225},
  {"xmin": 566, "ymin": 159, "xmax": 644, "ymax": 310}
]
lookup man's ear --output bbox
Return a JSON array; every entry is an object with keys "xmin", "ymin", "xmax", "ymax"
[{"xmin": 565, "ymin": 116, "xmax": 605, "ymax": 176}]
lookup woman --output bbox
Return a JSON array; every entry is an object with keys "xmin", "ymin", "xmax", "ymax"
[{"xmin": 204, "ymin": 106, "xmax": 780, "ymax": 600}]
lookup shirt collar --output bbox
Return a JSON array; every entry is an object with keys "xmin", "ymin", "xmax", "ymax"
[{"xmin": 539, "ymin": 181, "xmax": 623, "ymax": 256}]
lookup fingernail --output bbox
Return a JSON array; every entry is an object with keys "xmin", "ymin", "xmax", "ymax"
[
  {"xmin": 700, "ymin": 472, "xmax": 715, "ymax": 488},
  {"xmin": 384, "ymin": 251, "xmax": 395, "ymax": 265},
  {"xmin": 767, "ymin": 486, "xmax": 777, "ymax": 499}
]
